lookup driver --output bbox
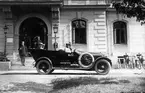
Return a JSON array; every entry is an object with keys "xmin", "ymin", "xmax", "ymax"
[
  {"xmin": 64, "ymin": 43, "xmax": 72, "ymax": 53},
  {"xmin": 64, "ymin": 43, "xmax": 82, "ymax": 55}
]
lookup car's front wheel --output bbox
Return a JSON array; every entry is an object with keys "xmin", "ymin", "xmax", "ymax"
[
  {"xmin": 36, "ymin": 59, "xmax": 53, "ymax": 75},
  {"xmin": 94, "ymin": 59, "xmax": 111, "ymax": 75}
]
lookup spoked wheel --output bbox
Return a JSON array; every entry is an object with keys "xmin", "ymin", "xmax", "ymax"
[
  {"xmin": 95, "ymin": 59, "xmax": 111, "ymax": 75},
  {"xmin": 142, "ymin": 62, "xmax": 145, "ymax": 69},
  {"xmin": 135, "ymin": 61, "xmax": 141, "ymax": 69},
  {"xmin": 36, "ymin": 59, "xmax": 53, "ymax": 75},
  {"xmin": 78, "ymin": 52, "xmax": 94, "ymax": 68},
  {"xmin": 128, "ymin": 62, "xmax": 134, "ymax": 69}
]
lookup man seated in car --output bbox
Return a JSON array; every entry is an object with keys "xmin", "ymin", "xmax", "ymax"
[
  {"xmin": 64, "ymin": 42, "xmax": 83, "ymax": 55},
  {"xmin": 64, "ymin": 43, "xmax": 72, "ymax": 53}
]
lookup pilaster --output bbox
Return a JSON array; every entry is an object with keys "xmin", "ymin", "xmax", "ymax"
[{"xmin": 93, "ymin": 11, "xmax": 107, "ymax": 53}]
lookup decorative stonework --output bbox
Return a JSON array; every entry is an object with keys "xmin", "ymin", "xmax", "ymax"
[
  {"xmin": 97, "ymin": 29, "xmax": 106, "ymax": 34},
  {"xmin": 94, "ymin": 24, "xmax": 106, "ymax": 30},
  {"xmin": 2, "ymin": 6, "xmax": 12, "ymax": 19},
  {"xmin": 93, "ymin": 11, "xmax": 107, "ymax": 52},
  {"xmin": 97, "ymin": 44, "xmax": 106, "ymax": 49},
  {"xmin": 94, "ymin": 11, "xmax": 105, "ymax": 15},
  {"xmin": 65, "ymin": 0, "xmax": 109, "ymax": 5},
  {"xmin": 97, "ymin": 37, "xmax": 106, "ymax": 41},
  {"xmin": 97, "ymin": 22, "xmax": 106, "ymax": 26},
  {"xmin": 97, "ymin": 14, "xmax": 105, "ymax": 18},
  {"xmin": 94, "ymin": 33, "xmax": 106, "ymax": 37},
  {"xmin": 94, "ymin": 18, "xmax": 105, "ymax": 22}
]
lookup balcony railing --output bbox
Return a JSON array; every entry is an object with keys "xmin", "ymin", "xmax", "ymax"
[{"xmin": 63, "ymin": 0, "xmax": 112, "ymax": 5}]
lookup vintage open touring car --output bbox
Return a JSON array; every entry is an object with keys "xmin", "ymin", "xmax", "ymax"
[{"xmin": 29, "ymin": 48, "xmax": 112, "ymax": 75}]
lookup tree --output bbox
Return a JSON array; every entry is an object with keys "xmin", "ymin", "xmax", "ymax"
[{"xmin": 113, "ymin": 0, "xmax": 145, "ymax": 25}]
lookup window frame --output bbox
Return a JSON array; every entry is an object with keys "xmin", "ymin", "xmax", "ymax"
[
  {"xmin": 113, "ymin": 21, "xmax": 127, "ymax": 45},
  {"xmin": 72, "ymin": 19, "xmax": 87, "ymax": 44}
]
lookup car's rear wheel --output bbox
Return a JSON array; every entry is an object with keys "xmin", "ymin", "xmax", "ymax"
[
  {"xmin": 95, "ymin": 59, "xmax": 111, "ymax": 75},
  {"xmin": 36, "ymin": 59, "xmax": 53, "ymax": 75}
]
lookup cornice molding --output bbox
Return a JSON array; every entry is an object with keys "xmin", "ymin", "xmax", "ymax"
[
  {"xmin": 63, "ymin": 5, "xmax": 110, "ymax": 9},
  {"xmin": 0, "ymin": 1, "xmax": 63, "ymax": 5}
]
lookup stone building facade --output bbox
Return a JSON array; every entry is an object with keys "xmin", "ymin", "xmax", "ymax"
[{"xmin": 0, "ymin": 0, "xmax": 145, "ymax": 66}]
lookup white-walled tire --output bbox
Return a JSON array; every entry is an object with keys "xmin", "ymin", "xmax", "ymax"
[
  {"xmin": 36, "ymin": 59, "xmax": 52, "ymax": 75},
  {"xmin": 95, "ymin": 59, "xmax": 111, "ymax": 75}
]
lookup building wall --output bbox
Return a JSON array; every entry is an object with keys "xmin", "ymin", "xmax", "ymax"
[
  {"xmin": 64, "ymin": 0, "xmax": 111, "ymax": 5},
  {"xmin": 58, "ymin": 8, "xmax": 107, "ymax": 53},
  {"xmin": 12, "ymin": 13, "xmax": 53, "ymax": 61},
  {"xmin": 107, "ymin": 11, "xmax": 145, "ymax": 64},
  {"xmin": 0, "ymin": 10, "xmax": 5, "ymax": 52},
  {"xmin": 0, "ymin": 3, "xmax": 145, "ymax": 66},
  {"xmin": 0, "ymin": 9, "xmax": 14, "ymax": 57},
  {"xmin": 129, "ymin": 18, "xmax": 145, "ymax": 53},
  {"xmin": 0, "ymin": 6, "xmax": 53, "ymax": 61},
  {"xmin": 14, "ymin": 13, "xmax": 53, "ymax": 50}
]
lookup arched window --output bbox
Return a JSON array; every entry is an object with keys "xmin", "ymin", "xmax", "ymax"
[
  {"xmin": 72, "ymin": 19, "xmax": 87, "ymax": 44},
  {"xmin": 113, "ymin": 21, "xmax": 127, "ymax": 44}
]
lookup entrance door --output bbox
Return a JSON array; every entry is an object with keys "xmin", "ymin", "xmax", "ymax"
[{"xmin": 19, "ymin": 17, "xmax": 48, "ymax": 49}]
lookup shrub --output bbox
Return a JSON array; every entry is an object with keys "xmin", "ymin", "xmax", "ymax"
[{"xmin": 0, "ymin": 52, "xmax": 10, "ymax": 61}]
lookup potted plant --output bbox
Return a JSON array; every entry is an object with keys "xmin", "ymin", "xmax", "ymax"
[{"xmin": 0, "ymin": 52, "xmax": 11, "ymax": 71}]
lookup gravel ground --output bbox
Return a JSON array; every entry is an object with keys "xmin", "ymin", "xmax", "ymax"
[
  {"xmin": 0, "ymin": 69, "xmax": 145, "ymax": 93},
  {"xmin": 0, "ymin": 76, "xmax": 145, "ymax": 93},
  {"xmin": 49, "ymin": 76, "xmax": 145, "ymax": 93}
]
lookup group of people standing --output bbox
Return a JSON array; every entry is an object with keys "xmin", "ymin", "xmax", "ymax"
[
  {"xmin": 33, "ymin": 36, "xmax": 45, "ymax": 49},
  {"xmin": 19, "ymin": 36, "xmax": 44, "ymax": 66}
]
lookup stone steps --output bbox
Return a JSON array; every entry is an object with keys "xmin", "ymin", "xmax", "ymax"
[{"xmin": 11, "ymin": 57, "xmax": 35, "ymax": 70}]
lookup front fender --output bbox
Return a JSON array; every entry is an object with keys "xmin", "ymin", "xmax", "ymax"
[{"xmin": 94, "ymin": 57, "xmax": 112, "ymax": 66}]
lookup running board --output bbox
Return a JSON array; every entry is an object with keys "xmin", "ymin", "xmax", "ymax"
[{"xmin": 53, "ymin": 67, "xmax": 92, "ymax": 70}]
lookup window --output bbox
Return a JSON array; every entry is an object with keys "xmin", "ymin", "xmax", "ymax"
[
  {"xmin": 113, "ymin": 21, "xmax": 127, "ymax": 44},
  {"xmin": 72, "ymin": 19, "xmax": 87, "ymax": 44}
]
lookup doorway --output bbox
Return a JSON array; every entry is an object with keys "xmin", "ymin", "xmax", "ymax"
[{"xmin": 19, "ymin": 17, "xmax": 48, "ymax": 49}]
